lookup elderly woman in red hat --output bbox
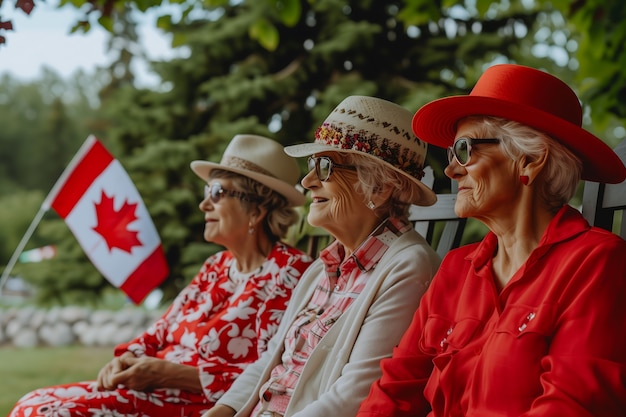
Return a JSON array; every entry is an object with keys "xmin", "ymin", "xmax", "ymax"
[
  {"xmin": 357, "ymin": 64, "xmax": 626, "ymax": 417},
  {"xmin": 203, "ymin": 95, "xmax": 440, "ymax": 417},
  {"xmin": 9, "ymin": 135, "xmax": 313, "ymax": 417}
]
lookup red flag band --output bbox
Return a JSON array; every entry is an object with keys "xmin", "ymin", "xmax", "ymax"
[{"xmin": 42, "ymin": 136, "xmax": 169, "ymax": 304}]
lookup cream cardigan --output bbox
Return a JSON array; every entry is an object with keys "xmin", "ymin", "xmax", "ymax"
[{"xmin": 215, "ymin": 229, "xmax": 440, "ymax": 417}]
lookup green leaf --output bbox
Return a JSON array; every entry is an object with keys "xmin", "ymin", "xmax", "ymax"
[
  {"xmin": 97, "ymin": 15, "xmax": 114, "ymax": 32},
  {"xmin": 275, "ymin": 0, "xmax": 301, "ymax": 27},
  {"xmin": 156, "ymin": 14, "xmax": 173, "ymax": 31},
  {"xmin": 249, "ymin": 18, "xmax": 280, "ymax": 51},
  {"xmin": 475, "ymin": 0, "xmax": 493, "ymax": 16}
]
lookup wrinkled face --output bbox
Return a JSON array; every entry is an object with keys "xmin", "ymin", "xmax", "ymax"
[
  {"xmin": 198, "ymin": 178, "xmax": 253, "ymax": 248},
  {"xmin": 301, "ymin": 151, "xmax": 377, "ymax": 240},
  {"xmin": 445, "ymin": 120, "xmax": 519, "ymax": 221}
]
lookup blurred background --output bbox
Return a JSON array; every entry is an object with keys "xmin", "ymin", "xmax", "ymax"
[{"xmin": 0, "ymin": 0, "xmax": 624, "ymax": 309}]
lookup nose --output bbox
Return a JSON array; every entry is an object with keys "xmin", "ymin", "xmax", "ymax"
[
  {"xmin": 444, "ymin": 158, "xmax": 464, "ymax": 180},
  {"xmin": 199, "ymin": 195, "xmax": 213, "ymax": 211},
  {"xmin": 301, "ymin": 168, "xmax": 320, "ymax": 190}
]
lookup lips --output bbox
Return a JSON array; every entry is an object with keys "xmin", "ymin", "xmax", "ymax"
[{"xmin": 311, "ymin": 196, "xmax": 328, "ymax": 203}]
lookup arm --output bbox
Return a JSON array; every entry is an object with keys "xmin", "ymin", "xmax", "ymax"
[
  {"xmin": 521, "ymin": 237, "xmax": 626, "ymax": 416},
  {"xmin": 355, "ymin": 298, "xmax": 434, "ymax": 417},
  {"xmin": 196, "ymin": 249, "xmax": 312, "ymax": 403},
  {"xmin": 293, "ymin": 240, "xmax": 438, "ymax": 417},
  {"xmin": 210, "ymin": 261, "xmax": 323, "ymax": 416},
  {"xmin": 201, "ymin": 312, "xmax": 292, "ymax": 415},
  {"xmin": 255, "ymin": 250, "xmax": 312, "ymax": 353}
]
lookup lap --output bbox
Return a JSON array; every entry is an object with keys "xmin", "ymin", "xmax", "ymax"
[{"xmin": 9, "ymin": 381, "xmax": 212, "ymax": 417}]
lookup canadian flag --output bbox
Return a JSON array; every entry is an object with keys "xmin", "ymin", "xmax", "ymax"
[{"xmin": 42, "ymin": 135, "xmax": 169, "ymax": 304}]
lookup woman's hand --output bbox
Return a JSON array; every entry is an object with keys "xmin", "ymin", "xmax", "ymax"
[
  {"xmin": 96, "ymin": 351, "xmax": 136, "ymax": 390},
  {"xmin": 97, "ymin": 353, "xmax": 203, "ymax": 393}
]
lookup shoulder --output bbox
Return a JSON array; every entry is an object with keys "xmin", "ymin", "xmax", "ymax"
[
  {"xmin": 583, "ymin": 226, "xmax": 626, "ymax": 249},
  {"xmin": 268, "ymin": 242, "xmax": 314, "ymax": 266},
  {"xmin": 561, "ymin": 227, "xmax": 626, "ymax": 266},
  {"xmin": 200, "ymin": 249, "xmax": 232, "ymax": 271},
  {"xmin": 384, "ymin": 230, "xmax": 440, "ymax": 268}
]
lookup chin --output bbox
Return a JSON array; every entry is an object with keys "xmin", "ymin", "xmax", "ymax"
[{"xmin": 307, "ymin": 213, "xmax": 326, "ymax": 229}]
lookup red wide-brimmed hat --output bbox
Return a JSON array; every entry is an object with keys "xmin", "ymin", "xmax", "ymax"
[{"xmin": 412, "ymin": 64, "xmax": 626, "ymax": 184}]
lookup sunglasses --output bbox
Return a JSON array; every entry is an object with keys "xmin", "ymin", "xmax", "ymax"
[
  {"xmin": 447, "ymin": 137, "xmax": 500, "ymax": 166},
  {"xmin": 307, "ymin": 156, "xmax": 357, "ymax": 182},
  {"xmin": 204, "ymin": 183, "xmax": 260, "ymax": 204}
]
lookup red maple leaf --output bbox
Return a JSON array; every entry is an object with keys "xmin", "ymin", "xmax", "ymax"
[{"xmin": 92, "ymin": 190, "xmax": 142, "ymax": 253}]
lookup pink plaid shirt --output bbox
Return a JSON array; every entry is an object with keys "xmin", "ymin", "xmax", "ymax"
[{"xmin": 253, "ymin": 217, "xmax": 412, "ymax": 416}]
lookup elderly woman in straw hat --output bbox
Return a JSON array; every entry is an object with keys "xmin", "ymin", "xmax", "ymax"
[
  {"xmin": 9, "ymin": 135, "xmax": 313, "ymax": 417},
  {"xmin": 357, "ymin": 64, "xmax": 626, "ymax": 417},
  {"xmin": 202, "ymin": 96, "xmax": 441, "ymax": 417}
]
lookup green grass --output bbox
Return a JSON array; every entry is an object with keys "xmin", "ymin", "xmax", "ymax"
[{"xmin": 0, "ymin": 345, "xmax": 113, "ymax": 416}]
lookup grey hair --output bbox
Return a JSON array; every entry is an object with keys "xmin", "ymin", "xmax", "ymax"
[
  {"xmin": 209, "ymin": 170, "xmax": 299, "ymax": 241},
  {"xmin": 341, "ymin": 153, "xmax": 415, "ymax": 220},
  {"xmin": 461, "ymin": 115, "xmax": 583, "ymax": 212}
]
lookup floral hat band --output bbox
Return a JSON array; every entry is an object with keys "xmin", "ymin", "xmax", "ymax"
[
  {"xmin": 314, "ymin": 122, "xmax": 426, "ymax": 180},
  {"xmin": 284, "ymin": 95, "xmax": 436, "ymax": 206}
]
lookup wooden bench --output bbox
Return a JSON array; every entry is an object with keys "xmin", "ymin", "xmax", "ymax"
[{"xmin": 582, "ymin": 138, "xmax": 626, "ymax": 238}]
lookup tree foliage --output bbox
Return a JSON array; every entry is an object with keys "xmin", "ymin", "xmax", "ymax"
[
  {"xmin": 2, "ymin": 0, "xmax": 625, "ymax": 306},
  {"xmin": 92, "ymin": 0, "xmax": 557, "ymax": 302}
]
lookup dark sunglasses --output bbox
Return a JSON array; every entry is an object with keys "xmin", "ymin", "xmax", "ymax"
[
  {"xmin": 447, "ymin": 137, "xmax": 500, "ymax": 166},
  {"xmin": 307, "ymin": 156, "xmax": 356, "ymax": 182},
  {"xmin": 204, "ymin": 183, "xmax": 260, "ymax": 204}
]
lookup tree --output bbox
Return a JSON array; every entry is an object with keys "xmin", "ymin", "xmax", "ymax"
[
  {"xmin": 84, "ymin": 0, "xmax": 558, "ymax": 302},
  {"xmin": 539, "ymin": 0, "xmax": 626, "ymax": 129},
  {"xmin": 5, "ymin": 0, "xmax": 623, "ymax": 305}
]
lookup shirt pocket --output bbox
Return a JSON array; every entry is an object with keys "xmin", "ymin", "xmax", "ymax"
[
  {"xmin": 421, "ymin": 315, "xmax": 483, "ymax": 354},
  {"xmin": 421, "ymin": 315, "xmax": 483, "ymax": 371},
  {"xmin": 494, "ymin": 302, "xmax": 557, "ymax": 338}
]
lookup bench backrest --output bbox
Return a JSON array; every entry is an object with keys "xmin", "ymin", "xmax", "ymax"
[
  {"xmin": 409, "ymin": 167, "xmax": 465, "ymax": 258},
  {"xmin": 582, "ymin": 139, "xmax": 626, "ymax": 239}
]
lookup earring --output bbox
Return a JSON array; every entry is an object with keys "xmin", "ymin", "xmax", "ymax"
[
  {"xmin": 367, "ymin": 201, "xmax": 375, "ymax": 210},
  {"xmin": 248, "ymin": 224, "xmax": 255, "ymax": 234},
  {"xmin": 520, "ymin": 175, "xmax": 529, "ymax": 185}
]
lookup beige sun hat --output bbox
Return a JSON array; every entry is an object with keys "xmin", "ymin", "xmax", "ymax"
[
  {"xmin": 191, "ymin": 134, "xmax": 305, "ymax": 207},
  {"xmin": 284, "ymin": 95, "xmax": 437, "ymax": 206}
]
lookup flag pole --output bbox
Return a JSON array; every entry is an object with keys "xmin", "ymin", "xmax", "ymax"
[
  {"xmin": 0, "ymin": 136, "xmax": 97, "ymax": 296},
  {"xmin": 0, "ymin": 205, "xmax": 48, "ymax": 296}
]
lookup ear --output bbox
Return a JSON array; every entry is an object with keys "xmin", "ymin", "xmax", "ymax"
[
  {"xmin": 249, "ymin": 204, "xmax": 268, "ymax": 227},
  {"xmin": 371, "ymin": 184, "xmax": 394, "ymax": 207},
  {"xmin": 519, "ymin": 146, "xmax": 549, "ymax": 185}
]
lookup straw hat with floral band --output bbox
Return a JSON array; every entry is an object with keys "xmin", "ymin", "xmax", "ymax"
[
  {"xmin": 284, "ymin": 95, "xmax": 437, "ymax": 206},
  {"xmin": 412, "ymin": 63, "xmax": 626, "ymax": 184},
  {"xmin": 190, "ymin": 134, "xmax": 306, "ymax": 207}
]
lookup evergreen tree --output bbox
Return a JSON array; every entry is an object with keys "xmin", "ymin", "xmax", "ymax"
[{"xmin": 7, "ymin": 0, "xmax": 622, "ymax": 305}]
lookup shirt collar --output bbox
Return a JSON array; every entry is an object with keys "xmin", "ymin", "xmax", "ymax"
[
  {"xmin": 468, "ymin": 205, "xmax": 591, "ymax": 268},
  {"xmin": 320, "ymin": 217, "xmax": 412, "ymax": 274}
]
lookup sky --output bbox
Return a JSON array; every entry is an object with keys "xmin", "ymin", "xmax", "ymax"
[{"xmin": 0, "ymin": 2, "xmax": 176, "ymax": 87}]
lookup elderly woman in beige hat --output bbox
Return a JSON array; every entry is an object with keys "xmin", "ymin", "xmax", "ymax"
[
  {"xmin": 203, "ymin": 96, "xmax": 441, "ymax": 417},
  {"xmin": 358, "ymin": 64, "xmax": 626, "ymax": 417},
  {"xmin": 9, "ymin": 135, "xmax": 313, "ymax": 417}
]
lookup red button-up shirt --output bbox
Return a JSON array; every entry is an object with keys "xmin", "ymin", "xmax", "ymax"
[{"xmin": 357, "ymin": 206, "xmax": 626, "ymax": 417}]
